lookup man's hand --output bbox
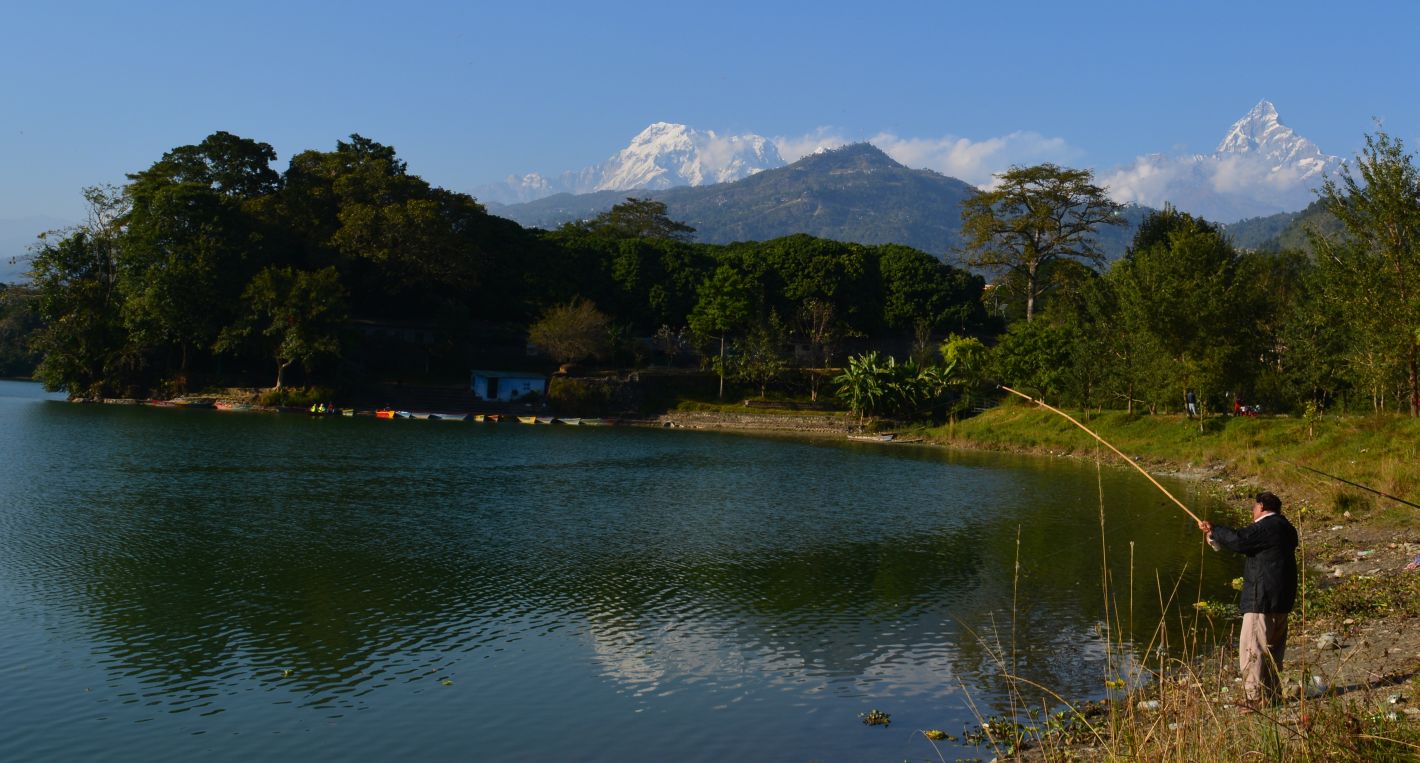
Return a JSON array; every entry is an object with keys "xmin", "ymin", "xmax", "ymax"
[{"xmin": 1197, "ymin": 520, "xmax": 1213, "ymax": 535}]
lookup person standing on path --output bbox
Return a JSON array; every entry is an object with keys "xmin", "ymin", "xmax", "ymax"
[{"xmin": 1197, "ymin": 491, "xmax": 1298, "ymax": 711}]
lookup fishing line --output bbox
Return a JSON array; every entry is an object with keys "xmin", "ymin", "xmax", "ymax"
[
  {"xmin": 1277, "ymin": 458, "xmax": 1420, "ymax": 510},
  {"xmin": 997, "ymin": 385, "xmax": 1203, "ymax": 524}
]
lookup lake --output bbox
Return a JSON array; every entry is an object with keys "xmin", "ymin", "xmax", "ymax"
[{"xmin": 0, "ymin": 379, "xmax": 1239, "ymax": 761}]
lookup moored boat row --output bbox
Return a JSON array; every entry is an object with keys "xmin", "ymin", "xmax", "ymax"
[{"xmin": 138, "ymin": 398, "xmax": 608, "ymax": 425}]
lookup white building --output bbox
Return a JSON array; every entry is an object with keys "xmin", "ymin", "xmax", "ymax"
[{"xmin": 471, "ymin": 370, "xmax": 547, "ymax": 402}]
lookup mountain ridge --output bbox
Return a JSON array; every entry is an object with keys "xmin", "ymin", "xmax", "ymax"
[{"xmin": 494, "ymin": 143, "xmax": 1147, "ymax": 261}]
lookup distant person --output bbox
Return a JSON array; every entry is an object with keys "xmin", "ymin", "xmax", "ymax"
[
  {"xmin": 1185, "ymin": 390, "xmax": 1198, "ymax": 418},
  {"xmin": 1197, "ymin": 492, "xmax": 1298, "ymax": 712},
  {"xmin": 1233, "ymin": 396, "xmax": 1242, "ymax": 417}
]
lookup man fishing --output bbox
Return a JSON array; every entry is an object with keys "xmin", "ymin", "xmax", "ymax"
[{"xmin": 1197, "ymin": 492, "xmax": 1298, "ymax": 712}]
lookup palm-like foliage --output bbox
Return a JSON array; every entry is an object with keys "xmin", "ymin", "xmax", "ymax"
[{"xmin": 835, "ymin": 351, "xmax": 960, "ymax": 424}]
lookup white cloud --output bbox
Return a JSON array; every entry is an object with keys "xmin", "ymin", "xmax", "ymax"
[
  {"xmin": 1099, "ymin": 151, "xmax": 1337, "ymax": 221},
  {"xmin": 772, "ymin": 127, "xmax": 853, "ymax": 163},
  {"xmin": 773, "ymin": 128, "xmax": 1081, "ymax": 188}
]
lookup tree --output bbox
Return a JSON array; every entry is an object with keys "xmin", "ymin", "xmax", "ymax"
[
  {"xmin": 579, "ymin": 198, "xmax": 696, "ymax": 241},
  {"xmin": 792, "ymin": 298, "xmax": 840, "ymax": 402},
  {"xmin": 733, "ymin": 316, "xmax": 788, "ymax": 399},
  {"xmin": 960, "ymin": 164, "xmax": 1123, "ymax": 321},
  {"xmin": 688, "ymin": 265, "xmax": 753, "ymax": 399},
  {"xmin": 120, "ymin": 132, "xmax": 283, "ymax": 388},
  {"xmin": 877, "ymin": 244, "xmax": 985, "ymax": 332},
  {"xmin": 216, "ymin": 267, "xmax": 347, "ymax": 390},
  {"xmin": 1109, "ymin": 207, "xmax": 1262, "ymax": 426},
  {"xmin": 834, "ymin": 351, "xmax": 888, "ymax": 425},
  {"xmin": 1315, "ymin": 130, "xmax": 1420, "ymax": 416},
  {"xmin": 28, "ymin": 186, "xmax": 132, "ymax": 396},
  {"xmin": 0, "ymin": 284, "xmax": 41, "ymax": 377},
  {"xmin": 939, "ymin": 333, "xmax": 989, "ymax": 419},
  {"xmin": 527, "ymin": 298, "xmax": 612, "ymax": 365}
]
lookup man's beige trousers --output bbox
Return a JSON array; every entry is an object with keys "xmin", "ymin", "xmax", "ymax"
[{"xmin": 1240, "ymin": 612, "xmax": 1288, "ymax": 703}]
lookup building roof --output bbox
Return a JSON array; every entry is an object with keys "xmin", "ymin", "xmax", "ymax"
[{"xmin": 471, "ymin": 370, "xmax": 547, "ymax": 379}]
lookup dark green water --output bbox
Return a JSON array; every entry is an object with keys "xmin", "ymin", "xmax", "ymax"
[{"xmin": 0, "ymin": 380, "xmax": 1239, "ymax": 761}]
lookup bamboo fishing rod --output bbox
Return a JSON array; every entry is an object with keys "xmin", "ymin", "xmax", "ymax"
[
  {"xmin": 1279, "ymin": 459, "xmax": 1420, "ymax": 510},
  {"xmin": 997, "ymin": 385, "xmax": 1203, "ymax": 524}
]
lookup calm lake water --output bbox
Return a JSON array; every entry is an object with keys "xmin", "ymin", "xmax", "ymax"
[{"xmin": 0, "ymin": 379, "xmax": 1240, "ymax": 761}]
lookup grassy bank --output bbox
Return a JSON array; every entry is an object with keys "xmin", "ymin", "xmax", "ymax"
[
  {"xmin": 914, "ymin": 403, "xmax": 1420, "ymax": 760},
  {"xmin": 925, "ymin": 402, "xmax": 1420, "ymax": 526}
]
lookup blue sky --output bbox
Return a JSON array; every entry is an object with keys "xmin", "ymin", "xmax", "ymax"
[{"xmin": 2, "ymin": 0, "xmax": 1417, "ymax": 221}]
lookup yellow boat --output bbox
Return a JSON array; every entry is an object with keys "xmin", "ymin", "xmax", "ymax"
[{"xmin": 516, "ymin": 416, "xmax": 537, "ymax": 424}]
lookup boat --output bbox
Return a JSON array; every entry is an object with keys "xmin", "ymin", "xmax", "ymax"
[
  {"xmin": 536, "ymin": 416, "xmax": 556, "ymax": 425},
  {"xmin": 410, "ymin": 412, "xmax": 435, "ymax": 420},
  {"xmin": 433, "ymin": 413, "xmax": 470, "ymax": 421},
  {"xmin": 471, "ymin": 414, "xmax": 486, "ymax": 423},
  {"xmin": 214, "ymin": 402, "xmax": 252, "ymax": 412},
  {"xmin": 146, "ymin": 400, "xmax": 178, "ymax": 407},
  {"xmin": 375, "ymin": 409, "xmax": 397, "ymax": 419},
  {"xmin": 175, "ymin": 400, "xmax": 215, "ymax": 409},
  {"xmin": 847, "ymin": 433, "xmax": 895, "ymax": 442},
  {"xmin": 340, "ymin": 408, "xmax": 356, "ymax": 416},
  {"xmin": 516, "ymin": 416, "xmax": 537, "ymax": 424},
  {"xmin": 557, "ymin": 418, "xmax": 582, "ymax": 426},
  {"xmin": 579, "ymin": 418, "xmax": 605, "ymax": 426}
]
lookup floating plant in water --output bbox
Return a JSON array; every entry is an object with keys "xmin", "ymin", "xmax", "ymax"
[{"xmin": 859, "ymin": 709, "xmax": 891, "ymax": 727}]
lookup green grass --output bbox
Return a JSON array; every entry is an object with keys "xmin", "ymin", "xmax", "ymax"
[{"xmin": 924, "ymin": 402, "xmax": 1420, "ymax": 527}]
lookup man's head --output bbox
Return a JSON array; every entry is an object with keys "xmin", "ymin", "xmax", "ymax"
[{"xmin": 1254, "ymin": 491, "xmax": 1282, "ymax": 518}]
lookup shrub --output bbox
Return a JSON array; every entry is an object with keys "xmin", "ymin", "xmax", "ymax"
[{"xmin": 258, "ymin": 385, "xmax": 337, "ymax": 408}]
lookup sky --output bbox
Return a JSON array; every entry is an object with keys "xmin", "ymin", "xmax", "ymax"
[{"xmin": 3, "ymin": 0, "xmax": 1419, "ymax": 223}]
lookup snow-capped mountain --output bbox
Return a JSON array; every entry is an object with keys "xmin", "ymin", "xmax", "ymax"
[
  {"xmin": 476, "ymin": 123, "xmax": 784, "ymax": 205},
  {"xmin": 1102, "ymin": 100, "xmax": 1345, "ymax": 222}
]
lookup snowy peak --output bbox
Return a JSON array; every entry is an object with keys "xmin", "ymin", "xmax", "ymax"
[
  {"xmin": 1214, "ymin": 99, "xmax": 1340, "ymax": 180},
  {"xmin": 596, "ymin": 122, "xmax": 783, "ymax": 191},
  {"xmin": 1103, "ymin": 100, "xmax": 1345, "ymax": 222},
  {"xmin": 476, "ymin": 123, "xmax": 784, "ymax": 204}
]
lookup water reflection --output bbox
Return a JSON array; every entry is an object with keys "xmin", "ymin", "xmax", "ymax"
[{"xmin": 0, "ymin": 388, "xmax": 1239, "ymax": 761}]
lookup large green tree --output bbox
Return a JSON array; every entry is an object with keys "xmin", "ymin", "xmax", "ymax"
[
  {"xmin": 1315, "ymin": 130, "xmax": 1420, "ymax": 415},
  {"xmin": 120, "ymin": 132, "xmax": 282, "ymax": 387},
  {"xmin": 577, "ymin": 197, "xmax": 696, "ymax": 242},
  {"xmin": 527, "ymin": 298, "xmax": 612, "ymax": 365},
  {"xmin": 960, "ymin": 164, "xmax": 1123, "ymax": 321},
  {"xmin": 215, "ymin": 266, "xmax": 347, "ymax": 390},
  {"xmin": 1109, "ymin": 207, "xmax": 1262, "ymax": 423}
]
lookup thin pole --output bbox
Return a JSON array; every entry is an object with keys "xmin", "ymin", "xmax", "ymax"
[
  {"xmin": 998, "ymin": 385, "xmax": 1202, "ymax": 524},
  {"xmin": 1280, "ymin": 459, "xmax": 1420, "ymax": 510}
]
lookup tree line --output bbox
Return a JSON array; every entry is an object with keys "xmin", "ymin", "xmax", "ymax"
[
  {"xmin": 975, "ymin": 132, "xmax": 1420, "ymax": 418},
  {"xmin": 5, "ymin": 132, "xmax": 988, "ymax": 399},
  {"xmin": 6, "ymin": 128, "xmax": 1419, "ymax": 419}
]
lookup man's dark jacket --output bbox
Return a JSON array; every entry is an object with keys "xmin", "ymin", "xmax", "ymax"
[{"xmin": 1211, "ymin": 513, "xmax": 1299, "ymax": 613}]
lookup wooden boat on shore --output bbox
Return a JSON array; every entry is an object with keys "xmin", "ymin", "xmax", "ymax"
[
  {"xmin": 375, "ymin": 409, "xmax": 397, "ymax": 419},
  {"xmin": 536, "ymin": 416, "xmax": 556, "ymax": 425},
  {"xmin": 557, "ymin": 417, "xmax": 582, "ymax": 426},
  {"xmin": 214, "ymin": 402, "xmax": 252, "ymax": 412},
  {"xmin": 847, "ymin": 433, "xmax": 895, "ymax": 442},
  {"xmin": 516, "ymin": 416, "xmax": 537, "ymax": 424}
]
